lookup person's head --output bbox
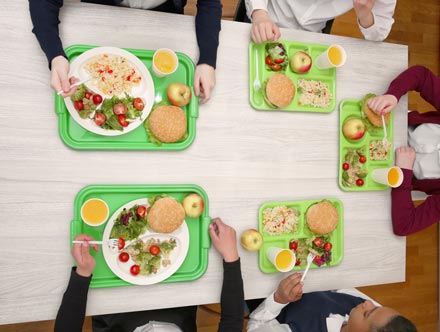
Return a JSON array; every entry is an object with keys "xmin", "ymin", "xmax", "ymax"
[{"xmin": 346, "ymin": 300, "xmax": 417, "ymax": 332}]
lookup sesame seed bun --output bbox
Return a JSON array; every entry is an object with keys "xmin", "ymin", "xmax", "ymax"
[
  {"xmin": 264, "ymin": 74, "xmax": 295, "ymax": 108},
  {"xmin": 306, "ymin": 201, "xmax": 339, "ymax": 235},
  {"xmin": 364, "ymin": 99, "xmax": 390, "ymax": 127},
  {"xmin": 149, "ymin": 105, "xmax": 187, "ymax": 143},
  {"xmin": 147, "ymin": 197, "xmax": 185, "ymax": 233}
]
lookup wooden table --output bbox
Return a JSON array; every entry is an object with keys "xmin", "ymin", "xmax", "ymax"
[{"xmin": 0, "ymin": 1, "xmax": 408, "ymax": 324}]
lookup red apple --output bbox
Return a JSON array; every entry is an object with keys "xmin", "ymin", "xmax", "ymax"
[
  {"xmin": 167, "ymin": 82, "xmax": 192, "ymax": 107},
  {"xmin": 240, "ymin": 229, "xmax": 264, "ymax": 251},
  {"xmin": 182, "ymin": 193, "xmax": 204, "ymax": 218},
  {"xmin": 290, "ymin": 51, "xmax": 312, "ymax": 74},
  {"xmin": 342, "ymin": 118, "xmax": 366, "ymax": 140}
]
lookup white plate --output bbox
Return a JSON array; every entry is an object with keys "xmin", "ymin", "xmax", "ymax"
[
  {"xmin": 65, "ymin": 47, "xmax": 155, "ymax": 137},
  {"xmin": 102, "ymin": 198, "xmax": 189, "ymax": 285}
]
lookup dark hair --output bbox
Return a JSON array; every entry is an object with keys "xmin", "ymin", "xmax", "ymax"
[{"xmin": 372, "ymin": 315, "xmax": 417, "ymax": 332}]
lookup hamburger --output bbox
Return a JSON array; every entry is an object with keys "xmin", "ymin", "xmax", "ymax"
[
  {"xmin": 361, "ymin": 93, "xmax": 390, "ymax": 127},
  {"xmin": 147, "ymin": 105, "xmax": 187, "ymax": 143},
  {"xmin": 147, "ymin": 197, "xmax": 185, "ymax": 233},
  {"xmin": 263, "ymin": 73, "xmax": 295, "ymax": 108},
  {"xmin": 306, "ymin": 201, "xmax": 339, "ymax": 235}
]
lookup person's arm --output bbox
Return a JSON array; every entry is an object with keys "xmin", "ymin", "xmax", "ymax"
[
  {"xmin": 54, "ymin": 268, "xmax": 91, "ymax": 332},
  {"xmin": 354, "ymin": 0, "xmax": 396, "ymax": 41},
  {"xmin": 386, "ymin": 66, "xmax": 440, "ymax": 110},
  {"xmin": 29, "ymin": 0, "xmax": 66, "ymax": 66},
  {"xmin": 245, "ymin": 0, "xmax": 280, "ymax": 44},
  {"xmin": 392, "ymin": 147, "xmax": 440, "ymax": 236}
]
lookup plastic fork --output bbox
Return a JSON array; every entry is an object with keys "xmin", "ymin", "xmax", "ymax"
[
  {"xmin": 72, "ymin": 239, "xmax": 119, "ymax": 249},
  {"xmin": 381, "ymin": 114, "xmax": 388, "ymax": 146},
  {"xmin": 253, "ymin": 49, "xmax": 261, "ymax": 91},
  {"xmin": 300, "ymin": 253, "xmax": 316, "ymax": 282},
  {"xmin": 57, "ymin": 77, "xmax": 91, "ymax": 96}
]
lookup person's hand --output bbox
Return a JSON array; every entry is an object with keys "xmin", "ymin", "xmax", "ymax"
[
  {"xmin": 51, "ymin": 55, "xmax": 78, "ymax": 97},
  {"xmin": 367, "ymin": 94, "xmax": 398, "ymax": 115},
  {"xmin": 251, "ymin": 10, "xmax": 281, "ymax": 43},
  {"xmin": 209, "ymin": 218, "xmax": 239, "ymax": 263},
  {"xmin": 194, "ymin": 64, "xmax": 215, "ymax": 104},
  {"xmin": 353, "ymin": 0, "xmax": 375, "ymax": 28},
  {"xmin": 273, "ymin": 273, "xmax": 303, "ymax": 304},
  {"xmin": 71, "ymin": 234, "xmax": 99, "ymax": 277},
  {"xmin": 395, "ymin": 146, "xmax": 416, "ymax": 170}
]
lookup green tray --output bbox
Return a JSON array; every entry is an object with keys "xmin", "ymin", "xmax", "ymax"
[
  {"xmin": 56, "ymin": 45, "xmax": 198, "ymax": 150},
  {"xmin": 338, "ymin": 99, "xmax": 394, "ymax": 191},
  {"xmin": 70, "ymin": 184, "xmax": 211, "ymax": 288},
  {"xmin": 258, "ymin": 198, "xmax": 344, "ymax": 274},
  {"xmin": 249, "ymin": 40, "xmax": 336, "ymax": 113}
]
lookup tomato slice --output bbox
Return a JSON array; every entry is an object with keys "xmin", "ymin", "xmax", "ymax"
[
  {"xmin": 265, "ymin": 55, "xmax": 273, "ymax": 66},
  {"xmin": 133, "ymin": 98, "xmax": 144, "ymax": 111},
  {"xmin": 113, "ymin": 102, "xmax": 127, "ymax": 115},
  {"xmin": 323, "ymin": 242, "xmax": 333, "ymax": 252},
  {"xmin": 85, "ymin": 92, "xmax": 92, "ymax": 99},
  {"xmin": 137, "ymin": 206, "xmax": 146, "ymax": 219},
  {"xmin": 117, "ymin": 114, "xmax": 129, "ymax": 127},
  {"xmin": 313, "ymin": 237, "xmax": 323, "ymax": 247},
  {"xmin": 130, "ymin": 264, "xmax": 140, "ymax": 276},
  {"xmin": 295, "ymin": 258, "xmax": 301, "ymax": 266},
  {"xmin": 118, "ymin": 237, "xmax": 125, "ymax": 250},
  {"xmin": 92, "ymin": 94, "xmax": 103, "ymax": 105},
  {"xmin": 356, "ymin": 178, "xmax": 364, "ymax": 186},
  {"xmin": 342, "ymin": 163, "xmax": 350, "ymax": 171},
  {"xmin": 94, "ymin": 113, "xmax": 106, "ymax": 126},
  {"xmin": 359, "ymin": 155, "xmax": 367, "ymax": 163},
  {"xmin": 74, "ymin": 101, "xmax": 84, "ymax": 111},
  {"xmin": 149, "ymin": 245, "xmax": 160, "ymax": 256},
  {"xmin": 289, "ymin": 240, "xmax": 298, "ymax": 251},
  {"xmin": 271, "ymin": 64, "xmax": 281, "ymax": 71},
  {"xmin": 274, "ymin": 58, "xmax": 284, "ymax": 64},
  {"xmin": 118, "ymin": 252, "xmax": 129, "ymax": 263}
]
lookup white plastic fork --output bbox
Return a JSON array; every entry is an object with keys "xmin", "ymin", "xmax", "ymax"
[
  {"xmin": 381, "ymin": 114, "xmax": 388, "ymax": 146},
  {"xmin": 57, "ymin": 77, "xmax": 91, "ymax": 96},
  {"xmin": 253, "ymin": 49, "xmax": 261, "ymax": 91},
  {"xmin": 300, "ymin": 253, "xmax": 316, "ymax": 282},
  {"xmin": 72, "ymin": 239, "xmax": 119, "ymax": 249}
]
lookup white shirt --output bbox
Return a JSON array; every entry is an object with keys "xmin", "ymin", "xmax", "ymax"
[
  {"xmin": 245, "ymin": 0, "xmax": 396, "ymax": 41},
  {"xmin": 247, "ymin": 289, "xmax": 381, "ymax": 332},
  {"xmin": 133, "ymin": 321, "xmax": 182, "ymax": 332},
  {"xmin": 120, "ymin": 0, "xmax": 167, "ymax": 9},
  {"xmin": 408, "ymin": 123, "xmax": 440, "ymax": 179}
]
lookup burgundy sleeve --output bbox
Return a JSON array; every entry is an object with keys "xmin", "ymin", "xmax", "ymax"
[
  {"xmin": 385, "ymin": 66, "xmax": 440, "ymax": 110},
  {"xmin": 391, "ymin": 169, "xmax": 440, "ymax": 236}
]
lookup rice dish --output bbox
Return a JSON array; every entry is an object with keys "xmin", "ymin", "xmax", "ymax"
[
  {"xmin": 298, "ymin": 79, "xmax": 332, "ymax": 108},
  {"xmin": 84, "ymin": 53, "xmax": 142, "ymax": 96},
  {"xmin": 369, "ymin": 140, "xmax": 392, "ymax": 160},
  {"xmin": 262, "ymin": 205, "xmax": 299, "ymax": 235}
]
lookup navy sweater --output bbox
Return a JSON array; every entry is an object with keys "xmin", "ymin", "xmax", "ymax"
[{"xmin": 29, "ymin": 0, "xmax": 221, "ymax": 68}]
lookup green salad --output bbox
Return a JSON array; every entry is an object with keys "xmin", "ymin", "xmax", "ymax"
[{"xmin": 110, "ymin": 204, "xmax": 148, "ymax": 241}]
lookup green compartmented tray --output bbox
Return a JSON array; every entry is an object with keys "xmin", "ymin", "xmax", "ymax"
[
  {"xmin": 70, "ymin": 184, "xmax": 211, "ymax": 288},
  {"xmin": 56, "ymin": 45, "xmax": 198, "ymax": 150},
  {"xmin": 258, "ymin": 198, "xmax": 344, "ymax": 274},
  {"xmin": 338, "ymin": 99, "xmax": 394, "ymax": 191},
  {"xmin": 249, "ymin": 40, "xmax": 336, "ymax": 113}
]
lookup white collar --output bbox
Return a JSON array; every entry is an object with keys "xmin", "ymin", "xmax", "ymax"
[{"xmin": 326, "ymin": 313, "xmax": 349, "ymax": 332}]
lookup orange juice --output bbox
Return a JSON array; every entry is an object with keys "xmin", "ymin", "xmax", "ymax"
[
  {"xmin": 81, "ymin": 198, "xmax": 109, "ymax": 226},
  {"xmin": 328, "ymin": 46, "xmax": 343, "ymax": 66},
  {"xmin": 154, "ymin": 50, "xmax": 177, "ymax": 74},
  {"xmin": 275, "ymin": 250, "xmax": 293, "ymax": 270},
  {"xmin": 388, "ymin": 167, "xmax": 400, "ymax": 186}
]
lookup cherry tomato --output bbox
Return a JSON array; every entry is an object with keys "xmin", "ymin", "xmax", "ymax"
[
  {"xmin": 130, "ymin": 264, "xmax": 140, "ymax": 276},
  {"xmin": 118, "ymin": 237, "xmax": 125, "ymax": 250},
  {"xmin": 94, "ymin": 113, "xmax": 106, "ymax": 126},
  {"xmin": 265, "ymin": 55, "xmax": 273, "ymax": 66},
  {"xmin": 149, "ymin": 245, "xmax": 160, "ymax": 256},
  {"xmin": 313, "ymin": 237, "xmax": 324, "ymax": 248},
  {"xmin": 323, "ymin": 242, "xmax": 333, "ymax": 252},
  {"xmin": 85, "ymin": 92, "xmax": 93, "ymax": 99},
  {"xmin": 342, "ymin": 163, "xmax": 350, "ymax": 171},
  {"xmin": 356, "ymin": 178, "xmax": 364, "ymax": 186},
  {"xmin": 271, "ymin": 64, "xmax": 281, "ymax": 71},
  {"xmin": 289, "ymin": 240, "xmax": 298, "ymax": 251},
  {"xmin": 118, "ymin": 114, "xmax": 129, "ymax": 127},
  {"xmin": 295, "ymin": 258, "xmax": 301, "ymax": 266},
  {"xmin": 133, "ymin": 98, "xmax": 144, "ymax": 111},
  {"xmin": 74, "ymin": 100, "xmax": 84, "ymax": 111},
  {"xmin": 359, "ymin": 155, "xmax": 367, "ymax": 163},
  {"xmin": 137, "ymin": 206, "xmax": 146, "ymax": 219},
  {"xmin": 274, "ymin": 58, "xmax": 284, "ymax": 64},
  {"xmin": 92, "ymin": 94, "xmax": 103, "ymax": 105},
  {"xmin": 113, "ymin": 102, "xmax": 128, "ymax": 115},
  {"xmin": 118, "ymin": 252, "xmax": 129, "ymax": 263},
  {"xmin": 313, "ymin": 255, "xmax": 323, "ymax": 264}
]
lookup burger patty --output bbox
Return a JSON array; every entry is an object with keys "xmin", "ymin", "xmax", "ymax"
[
  {"xmin": 149, "ymin": 105, "xmax": 187, "ymax": 143},
  {"xmin": 147, "ymin": 197, "xmax": 185, "ymax": 233},
  {"xmin": 306, "ymin": 201, "xmax": 339, "ymax": 235},
  {"xmin": 265, "ymin": 74, "xmax": 295, "ymax": 108}
]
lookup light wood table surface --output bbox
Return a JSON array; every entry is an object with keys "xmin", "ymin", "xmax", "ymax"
[{"xmin": 0, "ymin": 1, "xmax": 408, "ymax": 324}]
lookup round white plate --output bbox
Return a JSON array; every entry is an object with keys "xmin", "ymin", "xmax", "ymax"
[
  {"xmin": 102, "ymin": 198, "xmax": 189, "ymax": 285},
  {"xmin": 65, "ymin": 47, "xmax": 155, "ymax": 136}
]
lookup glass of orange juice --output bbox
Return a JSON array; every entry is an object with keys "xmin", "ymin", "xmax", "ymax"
[
  {"xmin": 81, "ymin": 198, "xmax": 109, "ymax": 227},
  {"xmin": 266, "ymin": 247, "xmax": 296, "ymax": 272},
  {"xmin": 315, "ymin": 44, "xmax": 346, "ymax": 70},
  {"xmin": 152, "ymin": 48, "xmax": 178, "ymax": 77},
  {"xmin": 371, "ymin": 166, "xmax": 404, "ymax": 188}
]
